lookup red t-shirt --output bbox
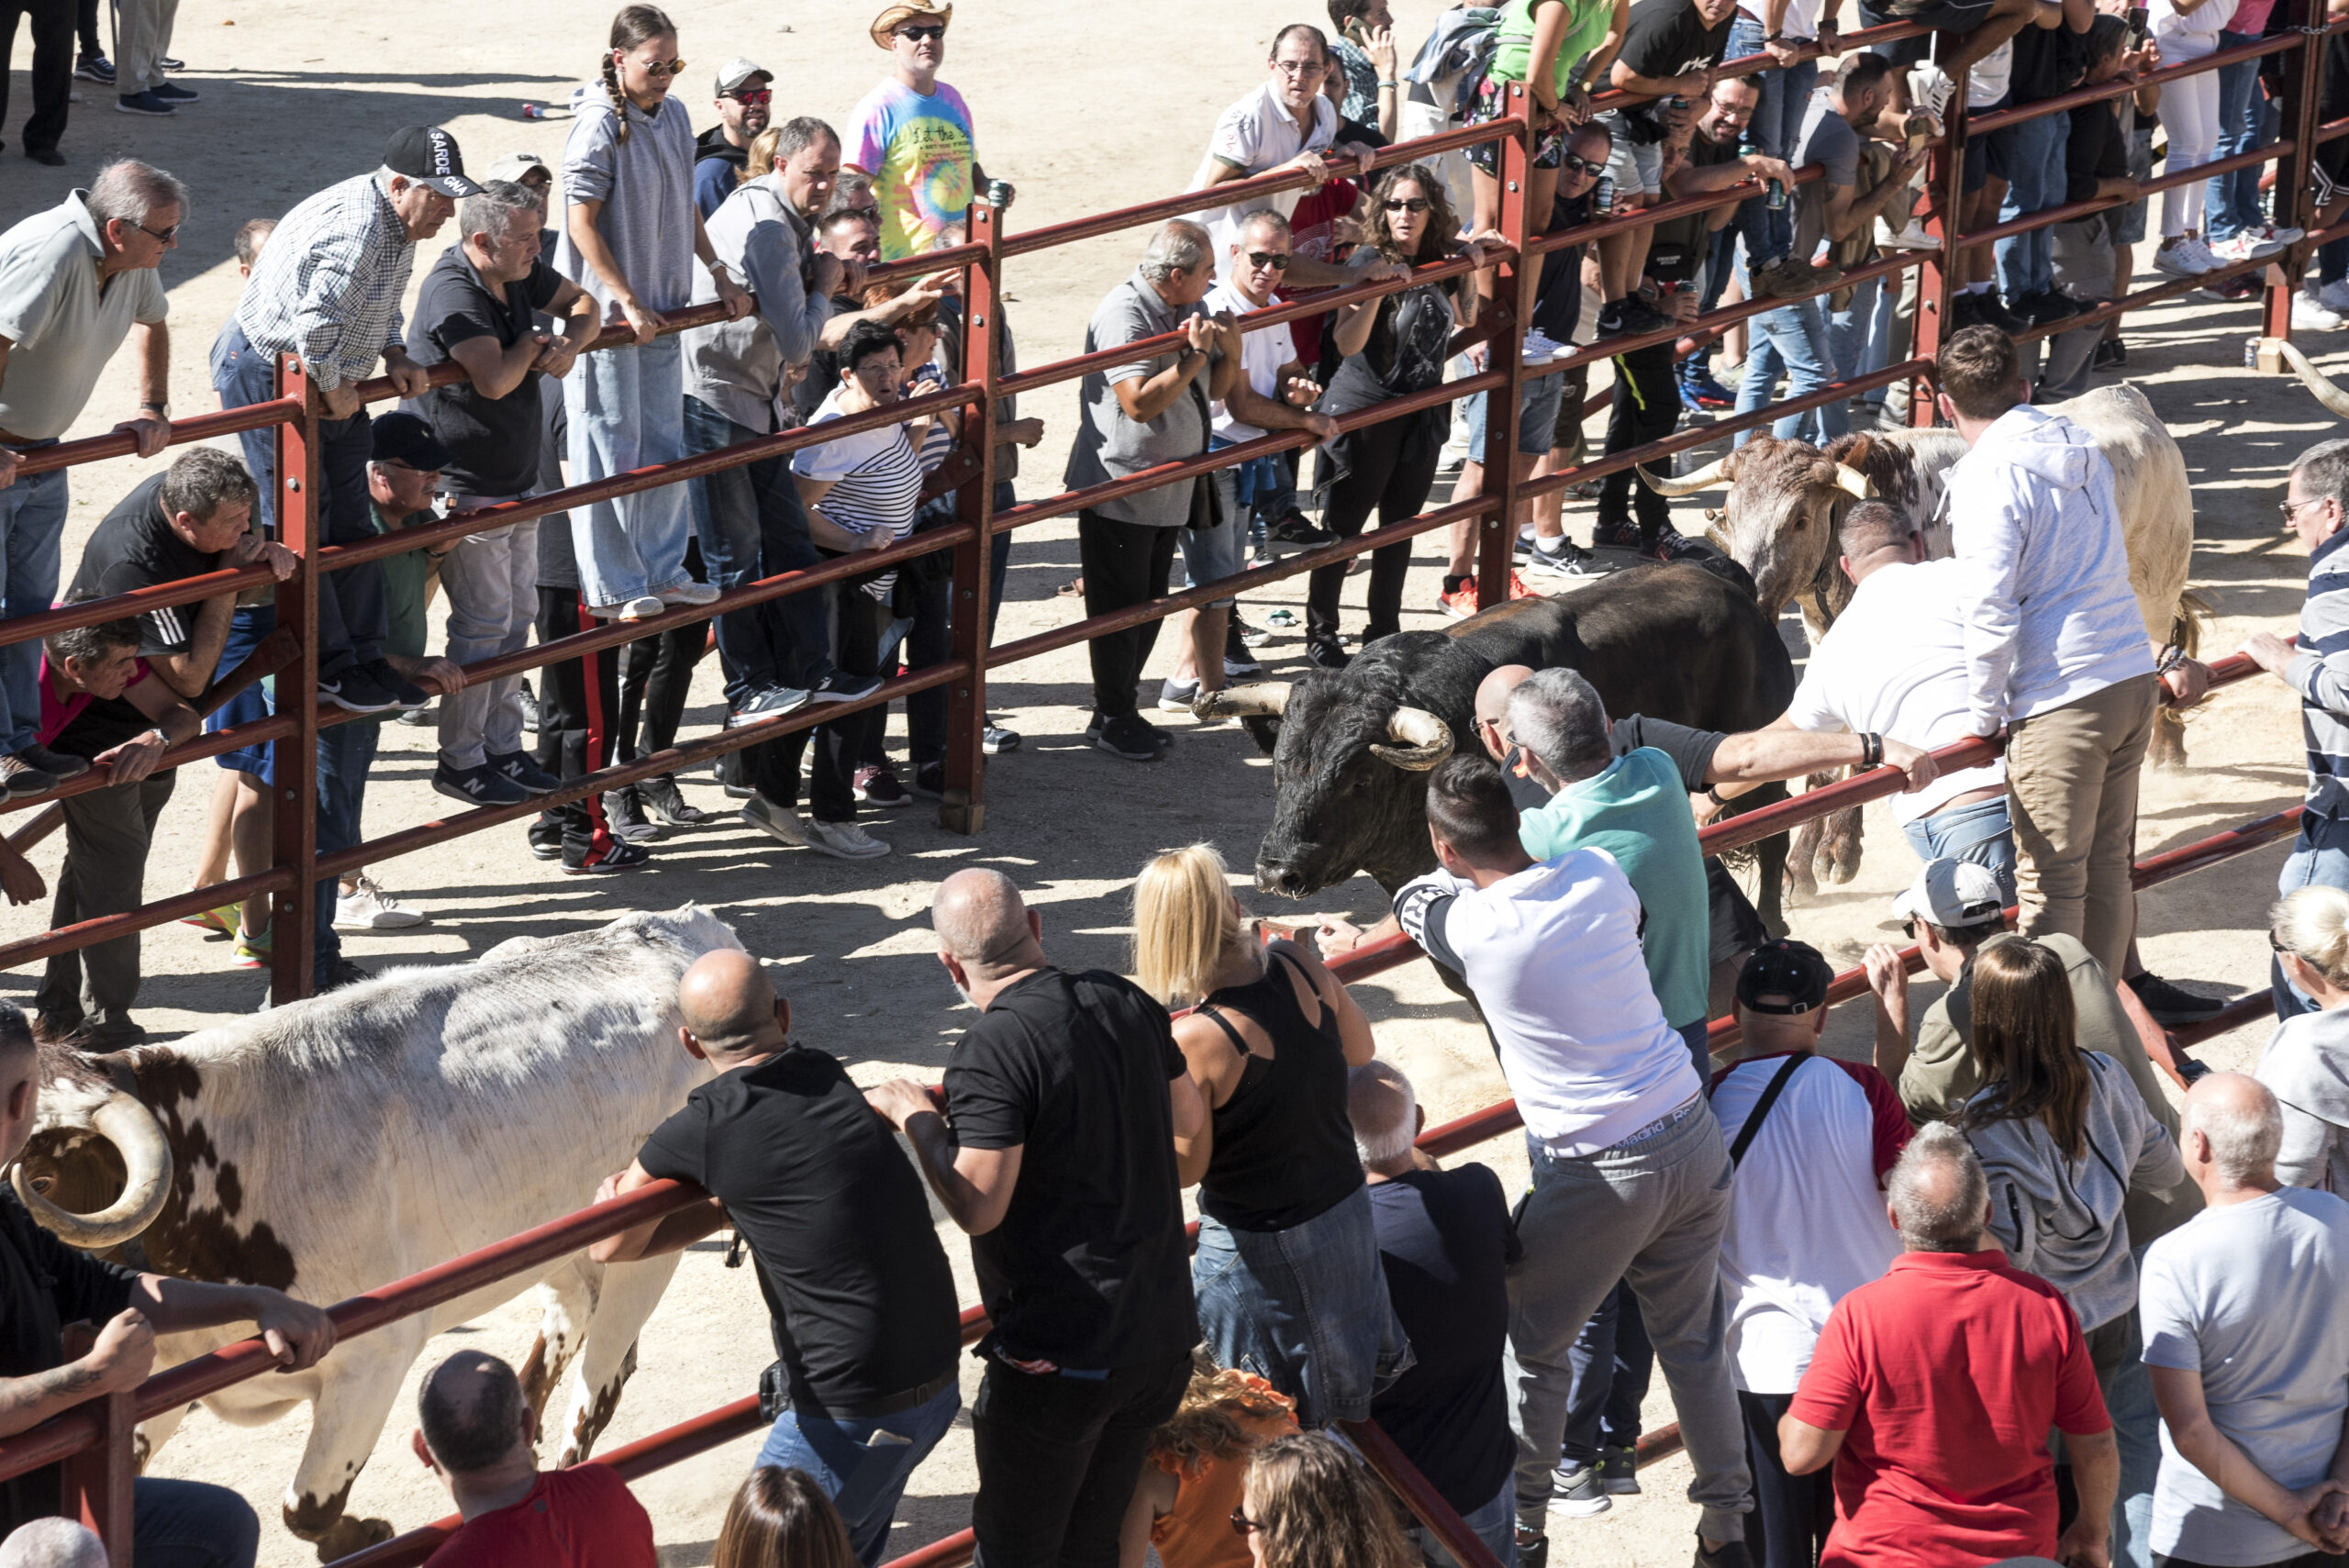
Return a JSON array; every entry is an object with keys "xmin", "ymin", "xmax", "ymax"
[
  {"xmin": 1787, "ymin": 1250, "xmax": 2110, "ymax": 1568},
  {"xmin": 422, "ymin": 1466, "xmax": 657, "ymax": 1568},
  {"xmin": 35, "ymin": 652, "xmax": 147, "ymax": 747}
]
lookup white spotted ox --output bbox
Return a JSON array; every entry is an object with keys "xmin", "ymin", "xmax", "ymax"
[
  {"xmin": 1642, "ymin": 384, "xmax": 2199, "ymax": 893},
  {"xmin": 13, "ymin": 906, "xmax": 737, "ymax": 1560}
]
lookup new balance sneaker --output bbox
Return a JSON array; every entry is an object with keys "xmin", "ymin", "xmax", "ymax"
[
  {"xmin": 562, "ymin": 838, "xmax": 652, "ymax": 874},
  {"xmin": 1549, "ymin": 1460, "xmax": 1611, "ymax": 1518},
  {"xmin": 1598, "ymin": 1444, "xmax": 1642, "ymax": 1496},
  {"xmin": 1523, "ymin": 539, "xmax": 1612, "ymax": 580},
  {"xmin": 727, "ymin": 684, "xmax": 813, "ymax": 727},
  {"xmin": 805, "ymin": 817, "xmax": 891, "ymax": 859},
  {"xmin": 432, "ymin": 762, "xmax": 528, "ymax": 807},
  {"xmin": 2127, "ymin": 970, "xmax": 2229, "ymax": 1025},
  {"xmin": 740, "ymin": 796, "xmax": 808, "ymax": 847},
  {"xmin": 809, "ymin": 669, "xmax": 885, "ymax": 704},
  {"xmin": 2297, "ymin": 291, "xmax": 2345, "ymax": 332},
  {"xmin": 639, "ymin": 773, "xmax": 707, "ymax": 826},
  {"xmin": 486, "ymin": 750, "xmax": 562, "ymax": 795},
  {"xmin": 334, "ymin": 875, "xmax": 426, "ymax": 931},
  {"xmin": 853, "ymin": 763, "xmax": 911, "ymax": 805}
]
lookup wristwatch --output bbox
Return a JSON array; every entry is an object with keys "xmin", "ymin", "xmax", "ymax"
[{"xmin": 139, "ymin": 401, "xmax": 169, "ymax": 418}]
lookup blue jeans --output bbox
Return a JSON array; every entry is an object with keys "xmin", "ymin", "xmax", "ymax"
[
  {"xmin": 682, "ymin": 394, "xmax": 832, "ymax": 703},
  {"xmin": 565, "ymin": 333, "xmax": 693, "ymax": 607},
  {"xmin": 136, "ymin": 1475, "xmax": 262, "ymax": 1568},
  {"xmin": 2206, "ymin": 34, "xmax": 2266, "ymax": 241},
  {"xmin": 312, "ymin": 714, "xmax": 380, "ymax": 969},
  {"xmin": 1561, "ymin": 1280, "xmax": 1652, "ymax": 1464},
  {"xmin": 2276, "ymin": 810, "xmax": 2349, "ymax": 1017},
  {"xmin": 756, "ymin": 1379, "xmax": 962, "ymax": 1567},
  {"xmin": 1898, "ymin": 793, "xmax": 2020, "ymax": 905},
  {"xmin": 1829, "ymin": 274, "xmax": 1888, "ymax": 388},
  {"xmin": 1994, "ymin": 108, "xmax": 2068, "ymax": 300},
  {"xmin": 211, "ymin": 317, "xmax": 277, "ymax": 537},
  {"xmin": 1733, "ymin": 295, "xmax": 1845, "ymax": 446},
  {"xmin": 1193, "ymin": 1182, "xmax": 1411, "ymax": 1428},
  {"xmin": 0, "ymin": 440, "xmax": 67, "ymax": 754},
  {"xmin": 2089, "ymin": 1306, "xmax": 2159, "ymax": 1568},
  {"xmin": 1408, "ymin": 1481, "xmax": 1517, "ymax": 1568},
  {"xmin": 1729, "ymin": 17, "xmax": 1811, "ymax": 268}
]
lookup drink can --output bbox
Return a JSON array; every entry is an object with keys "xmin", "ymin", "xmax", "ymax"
[
  {"xmin": 1766, "ymin": 178, "xmax": 1787, "ymax": 211},
  {"xmin": 986, "ymin": 179, "xmax": 1013, "ymax": 209},
  {"xmin": 522, "ymin": 103, "xmax": 546, "ymax": 120}
]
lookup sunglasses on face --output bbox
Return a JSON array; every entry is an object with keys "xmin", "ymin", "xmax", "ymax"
[
  {"xmin": 1557, "ymin": 152, "xmax": 1606, "ymax": 177},
  {"xmin": 897, "ymin": 23, "xmax": 946, "ymax": 40},
  {"xmin": 1230, "ymin": 1510, "xmax": 1265, "ymax": 1539},
  {"xmin": 727, "ymin": 87, "xmax": 773, "ymax": 106},
  {"xmin": 2282, "ymin": 495, "xmax": 2327, "ymax": 523},
  {"xmin": 2273, "ymin": 931, "xmax": 2294, "ymax": 955},
  {"xmin": 629, "ymin": 55, "xmax": 687, "ymax": 78},
  {"xmin": 1384, "ymin": 197, "xmax": 1432, "ymax": 214},
  {"xmin": 1243, "ymin": 250, "xmax": 1292, "ymax": 271},
  {"xmin": 134, "ymin": 219, "xmax": 180, "ymax": 243}
]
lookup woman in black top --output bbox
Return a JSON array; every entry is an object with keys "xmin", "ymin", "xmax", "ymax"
[
  {"xmin": 1307, "ymin": 165, "xmax": 1503, "ymax": 668},
  {"xmin": 1133, "ymin": 843, "xmax": 1404, "ymax": 1427}
]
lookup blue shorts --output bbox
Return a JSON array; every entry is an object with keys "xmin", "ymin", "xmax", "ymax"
[
  {"xmin": 1463, "ymin": 371, "xmax": 1567, "ymax": 460},
  {"xmin": 208, "ymin": 603, "xmax": 278, "ymax": 783}
]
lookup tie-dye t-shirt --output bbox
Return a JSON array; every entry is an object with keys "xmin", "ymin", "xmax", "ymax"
[{"xmin": 847, "ymin": 77, "xmax": 976, "ymax": 261}]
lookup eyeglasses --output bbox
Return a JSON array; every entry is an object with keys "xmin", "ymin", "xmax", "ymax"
[
  {"xmin": 727, "ymin": 87, "xmax": 773, "ymax": 106},
  {"xmin": 1271, "ymin": 57, "xmax": 1329, "ymax": 76},
  {"xmin": 1384, "ymin": 197, "xmax": 1432, "ymax": 214},
  {"xmin": 2272, "ymin": 930, "xmax": 2293, "ymax": 955},
  {"xmin": 2282, "ymin": 495, "xmax": 2328, "ymax": 524},
  {"xmin": 1243, "ymin": 250, "xmax": 1292, "ymax": 271},
  {"xmin": 133, "ymin": 219, "xmax": 180, "ymax": 243},
  {"xmin": 631, "ymin": 56, "xmax": 688, "ymax": 78},
  {"xmin": 896, "ymin": 23, "xmax": 947, "ymax": 40},
  {"xmin": 1230, "ymin": 1509, "xmax": 1265, "ymax": 1538},
  {"xmin": 1557, "ymin": 152, "xmax": 1606, "ymax": 177}
]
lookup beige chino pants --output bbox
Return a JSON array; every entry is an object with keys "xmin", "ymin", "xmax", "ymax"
[
  {"xmin": 2004, "ymin": 673, "xmax": 2158, "ymax": 977},
  {"xmin": 117, "ymin": 0, "xmax": 181, "ymax": 95}
]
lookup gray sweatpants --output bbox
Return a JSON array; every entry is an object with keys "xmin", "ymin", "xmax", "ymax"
[
  {"xmin": 435, "ymin": 508, "xmax": 540, "ymax": 771},
  {"xmin": 36, "ymin": 770, "xmax": 176, "ymax": 1040},
  {"xmin": 1506, "ymin": 1098, "xmax": 1753, "ymax": 1542}
]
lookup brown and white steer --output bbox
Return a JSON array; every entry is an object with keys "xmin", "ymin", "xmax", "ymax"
[
  {"xmin": 12, "ymin": 905, "xmax": 737, "ymax": 1560},
  {"xmin": 1641, "ymin": 384, "xmax": 2199, "ymax": 892}
]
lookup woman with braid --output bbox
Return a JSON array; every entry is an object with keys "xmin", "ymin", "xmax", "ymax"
[{"xmin": 555, "ymin": 5, "xmax": 751, "ymax": 621}]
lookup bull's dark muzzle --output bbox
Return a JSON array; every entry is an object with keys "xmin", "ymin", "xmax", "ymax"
[{"xmin": 1255, "ymin": 857, "xmax": 1312, "ymax": 897}]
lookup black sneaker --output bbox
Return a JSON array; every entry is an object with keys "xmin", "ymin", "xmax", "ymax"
[
  {"xmin": 486, "ymin": 750, "xmax": 561, "ymax": 795},
  {"xmin": 1268, "ymin": 514, "xmax": 1333, "ymax": 548},
  {"xmin": 853, "ymin": 763, "xmax": 911, "ymax": 805},
  {"xmin": 319, "ymin": 665, "xmax": 399, "ymax": 714},
  {"xmin": 1643, "ymin": 528, "xmax": 1704, "ymax": 562},
  {"xmin": 982, "ymin": 723, "xmax": 1020, "ymax": 754},
  {"xmin": 908, "ymin": 761, "xmax": 946, "ymax": 799},
  {"xmin": 728, "ymin": 684, "xmax": 813, "ymax": 727},
  {"xmin": 562, "ymin": 838, "xmax": 653, "ymax": 875},
  {"xmin": 1976, "ymin": 292, "xmax": 2026, "ymax": 334},
  {"xmin": 2093, "ymin": 336, "xmax": 2128, "ymax": 370},
  {"xmin": 519, "ymin": 680, "xmax": 540, "ymax": 734},
  {"xmin": 25, "ymin": 149, "xmax": 63, "ymax": 167},
  {"xmin": 639, "ymin": 773, "xmax": 707, "ymax": 826},
  {"xmin": 2127, "ymin": 970, "xmax": 2229, "ymax": 1025},
  {"xmin": 526, "ymin": 827, "xmax": 563, "ymax": 862},
  {"xmin": 1549, "ymin": 1459, "xmax": 1611, "ymax": 1518},
  {"xmin": 1693, "ymin": 1534, "xmax": 1754, "ymax": 1568},
  {"xmin": 1305, "ymin": 639, "xmax": 1350, "ymax": 670},
  {"xmin": 1598, "ymin": 1444, "xmax": 1642, "ymax": 1496},
  {"xmin": 1595, "ymin": 297, "xmax": 1664, "ymax": 339},
  {"xmin": 1516, "ymin": 1531, "xmax": 1550, "ymax": 1568},
  {"xmin": 1094, "ymin": 714, "xmax": 1164, "ymax": 762},
  {"xmin": 432, "ymin": 762, "xmax": 529, "ymax": 807},
  {"xmin": 1524, "ymin": 539, "xmax": 1612, "ymax": 580},
  {"xmin": 1948, "ymin": 291, "xmax": 1986, "ymax": 331},
  {"xmin": 357, "ymin": 658, "xmax": 431, "ymax": 712},
  {"xmin": 809, "ymin": 670, "xmax": 884, "ymax": 704},
  {"xmin": 73, "ymin": 54, "xmax": 114, "ymax": 83},
  {"xmin": 15, "ymin": 743, "xmax": 90, "ymax": 784},
  {"xmin": 115, "ymin": 90, "xmax": 174, "ymax": 116},
  {"xmin": 2013, "ymin": 289, "xmax": 2079, "ymax": 328},
  {"xmin": 604, "ymin": 786, "xmax": 661, "ymax": 842},
  {"xmin": 315, "ymin": 958, "xmax": 373, "ymax": 994},
  {"xmin": 1590, "ymin": 517, "xmax": 1642, "ymax": 550},
  {"xmin": 1224, "ymin": 623, "xmax": 1266, "ymax": 678},
  {"xmin": 150, "ymin": 81, "xmax": 198, "ymax": 103}
]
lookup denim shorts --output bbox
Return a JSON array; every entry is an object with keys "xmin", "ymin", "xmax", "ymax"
[
  {"xmin": 207, "ymin": 603, "xmax": 279, "ymax": 782},
  {"xmin": 1964, "ymin": 93, "xmax": 2010, "ymax": 194},
  {"xmin": 2116, "ymin": 128, "xmax": 2155, "ymax": 244},
  {"xmin": 1465, "ymin": 72, "xmax": 1570, "ymax": 173},
  {"xmin": 1183, "ymin": 455, "xmax": 1254, "ymax": 610},
  {"xmin": 1898, "ymin": 791, "xmax": 2019, "ymax": 905},
  {"xmin": 1463, "ymin": 371, "xmax": 1567, "ymax": 460},
  {"xmin": 1193, "ymin": 1182, "xmax": 1412, "ymax": 1427},
  {"xmin": 1603, "ymin": 113, "xmax": 1665, "ymax": 195}
]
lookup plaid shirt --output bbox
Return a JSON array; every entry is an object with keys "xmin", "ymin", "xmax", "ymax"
[{"xmin": 234, "ymin": 174, "xmax": 413, "ymax": 392}]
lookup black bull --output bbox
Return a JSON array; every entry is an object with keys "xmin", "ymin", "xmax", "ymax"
[{"xmin": 1241, "ymin": 563, "xmax": 1798, "ymax": 920}]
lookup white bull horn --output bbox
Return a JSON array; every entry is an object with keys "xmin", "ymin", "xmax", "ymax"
[
  {"xmin": 1370, "ymin": 706, "xmax": 1454, "ymax": 771},
  {"xmin": 1832, "ymin": 463, "xmax": 1873, "ymax": 500},
  {"xmin": 1637, "ymin": 457, "xmax": 1732, "ymax": 498},
  {"xmin": 14, "ymin": 1092, "xmax": 173, "ymax": 1251},
  {"xmin": 1196, "ymin": 683, "xmax": 1291, "ymax": 720},
  {"xmin": 2283, "ymin": 339, "xmax": 2349, "ymax": 421}
]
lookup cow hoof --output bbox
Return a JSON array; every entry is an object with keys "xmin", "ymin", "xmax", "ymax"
[{"xmin": 310, "ymin": 1516, "xmax": 393, "ymax": 1562}]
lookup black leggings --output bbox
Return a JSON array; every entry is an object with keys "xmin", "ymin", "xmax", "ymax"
[
  {"xmin": 1598, "ymin": 340, "xmax": 1679, "ymax": 543},
  {"xmin": 1308, "ymin": 414, "xmax": 1441, "ymax": 649},
  {"xmin": 618, "ymin": 538, "xmax": 709, "ymax": 770}
]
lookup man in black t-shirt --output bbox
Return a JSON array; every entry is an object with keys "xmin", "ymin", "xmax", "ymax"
[
  {"xmin": 593, "ymin": 949, "xmax": 961, "ymax": 1564},
  {"xmin": 1594, "ymin": 0, "xmax": 1739, "ymax": 337},
  {"xmin": 1349, "ymin": 1061, "xmax": 1521, "ymax": 1567},
  {"xmin": 866, "ymin": 868, "xmax": 1208, "ymax": 1568},
  {"xmin": 406, "ymin": 181, "xmax": 597, "ymax": 811}
]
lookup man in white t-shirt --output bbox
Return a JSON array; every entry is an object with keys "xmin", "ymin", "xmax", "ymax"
[
  {"xmin": 2141, "ymin": 1073, "xmax": 2349, "ymax": 1567},
  {"xmin": 1709, "ymin": 940, "xmax": 1907, "ymax": 1568},
  {"xmin": 1160, "ymin": 210, "xmax": 1338, "ymax": 715},
  {"xmin": 1392, "ymin": 756, "xmax": 1756, "ymax": 1566}
]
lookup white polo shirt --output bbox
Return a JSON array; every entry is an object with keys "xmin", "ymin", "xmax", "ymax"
[
  {"xmin": 1203, "ymin": 279, "xmax": 1290, "ymax": 444},
  {"xmin": 0, "ymin": 192, "xmax": 168, "ymax": 440},
  {"xmin": 1191, "ymin": 83, "xmax": 1338, "ymax": 261},
  {"xmin": 1785, "ymin": 558, "xmax": 2007, "ymax": 825}
]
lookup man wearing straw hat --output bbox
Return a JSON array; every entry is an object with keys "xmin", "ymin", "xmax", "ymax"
[{"xmin": 846, "ymin": 0, "xmax": 1008, "ymax": 261}]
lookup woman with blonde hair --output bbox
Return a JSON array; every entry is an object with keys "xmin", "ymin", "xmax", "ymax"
[
  {"xmin": 1119, "ymin": 1360, "xmax": 1301, "ymax": 1568},
  {"xmin": 714, "ymin": 1467, "xmax": 860, "ymax": 1568},
  {"xmin": 1233, "ymin": 1433, "xmax": 1415, "ymax": 1568},
  {"xmin": 2260, "ymin": 884, "xmax": 2349, "ymax": 1191},
  {"xmin": 1132, "ymin": 844, "xmax": 1400, "ymax": 1427}
]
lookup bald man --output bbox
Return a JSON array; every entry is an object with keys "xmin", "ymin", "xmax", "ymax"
[
  {"xmin": 2138, "ymin": 1074, "xmax": 2349, "ymax": 1566},
  {"xmin": 410, "ymin": 1349, "xmax": 654, "ymax": 1566},
  {"xmin": 1349, "ymin": 1062, "xmax": 1521, "ymax": 1568},
  {"xmin": 866, "ymin": 868, "xmax": 1209, "ymax": 1568},
  {"xmin": 591, "ymin": 950, "xmax": 961, "ymax": 1565}
]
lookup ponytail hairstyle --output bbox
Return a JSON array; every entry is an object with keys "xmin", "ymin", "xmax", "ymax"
[
  {"xmin": 603, "ymin": 5, "xmax": 678, "ymax": 145},
  {"xmin": 1133, "ymin": 843, "xmax": 1259, "ymax": 1008},
  {"xmin": 1957, "ymin": 940, "xmax": 2091, "ymax": 1160},
  {"xmin": 2275, "ymin": 884, "xmax": 2349, "ymax": 991}
]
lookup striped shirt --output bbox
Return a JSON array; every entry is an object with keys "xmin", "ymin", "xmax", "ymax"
[
  {"xmin": 793, "ymin": 387, "xmax": 925, "ymax": 602},
  {"xmin": 235, "ymin": 174, "xmax": 413, "ymax": 392},
  {"xmin": 2293, "ymin": 527, "xmax": 2349, "ymax": 818}
]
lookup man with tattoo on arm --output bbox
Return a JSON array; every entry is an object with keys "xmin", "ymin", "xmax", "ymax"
[{"xmin": 0, "ymin": 1002, "xmax": 335, "ymax": 1564}]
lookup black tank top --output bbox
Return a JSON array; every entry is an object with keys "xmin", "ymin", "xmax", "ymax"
[{"xmin": 1195, "ymin": 950, "xmax": 1366, "ymax": 1232}]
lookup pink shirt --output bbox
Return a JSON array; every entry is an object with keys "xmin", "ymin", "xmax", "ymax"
[{"xmin": 36, "ymin": 652, "xmax": 147, "ymax": 746}]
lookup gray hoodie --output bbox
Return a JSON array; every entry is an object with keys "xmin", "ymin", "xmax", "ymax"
[
  {"xmin": 553, "ymin": 82, "xmax": 696, "ymax": 315},
  {"xmin": 1966, "ymin": 1051, "xmax": 2187, "ymax": 1330},
  {"xmin": 2258, "ymin": 1006, "xmax": 2349, "ymax": 1194}
]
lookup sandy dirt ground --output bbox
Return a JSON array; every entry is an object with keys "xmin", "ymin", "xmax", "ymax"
[{"xmin": 0, "ymin": 0, "xmax": 2338, "ymax": 1561}]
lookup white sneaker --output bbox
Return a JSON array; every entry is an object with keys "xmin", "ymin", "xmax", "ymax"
[
  {"xmin": 2211, "ymin": 232, "xmax": 2284, "ymax": 261},
  {"xmin": 2267, "ymin": 224, "xmax": 2308, "ymax": 246},
  {"xmin": 1876, "ymin": 214, "xmax": 1940, "ymax": 250},
  {"xmin": 587, "ymin": 595, "xmax": 665, "ymax": 620},
  {"xmin": 657, "ymin": 581, "xmax": 721, "ymax": 606},
  {"xmin": 740, "ymin": 796, "xmax": 809, "ymax": 847},
  {"xmin": 1908, "ymin": 63, "xmax": 1954, "ymax": 123},
  {"xmin": 1157, "ymin": 677, "xmax": 1201, "ymax": 713},
  {"xmin": 1521, "ymin": 328, "xmax": 1565, "ymax": 362},
  {"xmin": 804, "ymin": 817, "xmax": 891, "ymax": 860},
  {"xmin": 2154, "ymin": 241, "xmax": 2211, "ymax": 278},
  {"xmin": 333, "ymin": 874, "xmax": 425, "ymax": 930},
  {"xmin": 2318, "ymin": 278, "xmax": 2349, "ymax": 314},
  {"xmin": 2296, "ymin": 292, "xmax": 2344, "ymax": 331},
  {"xmin": 2186, "ymin": 238, "xmax": 2227, "ymax": 272}
]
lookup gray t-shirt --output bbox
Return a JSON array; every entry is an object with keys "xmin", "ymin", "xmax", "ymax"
[
  {"xmin": 1061, "ymin": 267, "xmax": 1219, "ymax": 528},
  {"xmin": 2142, "ymin": 1187, "xmax": 2349, "ymax": 1565},
  {"xmin": 2258, "ymin": 1006, "xmax": 2349, "ymax": 1195},
  {"xmin": 0, "ymin": 193, "xmax": 167, "ymax": 440},
  {"xmin": 1791, "ymin": 89, "xmax": 1860, "ymax": 266}
]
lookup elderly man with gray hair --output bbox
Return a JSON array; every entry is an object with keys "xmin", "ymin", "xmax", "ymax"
[
  {"xmin": 1063, "ymin": 219, "xmax": 1241, "ymax": 762},
  {"xmin": 0, "ymin": 158, "xmax": 181, "ymax": 798},
  {"xmin": 1781, "ymin": 1123, "xmax": 2119, "ymax": 1568},
  {"xmin": 2137, "ymin": 1073, "xmax": 2349, "ymax": 1566}
]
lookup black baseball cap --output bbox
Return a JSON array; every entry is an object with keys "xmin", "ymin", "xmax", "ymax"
[
  {"xmin": 371, "ymin": 411, "xmax": 453, "ymax": 473},
  {"xmin": 1736, "ymin": 939, "xmax": 1835, "ymax": 1016},
  {"xmin": 383, "ymin": 126, "xmax": 484, "ymax": 199}
]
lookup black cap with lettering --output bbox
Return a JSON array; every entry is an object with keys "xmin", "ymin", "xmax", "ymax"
[
  {"xmin": 383, "ymin": 126, "xmax": 484, "ymax": 199},
  {"xmin": 1735, "ymin": 939, "xmax": 1835, "ymax": 1016}
]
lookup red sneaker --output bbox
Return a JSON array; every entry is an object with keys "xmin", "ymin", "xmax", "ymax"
[{"xmin": 1438, "ymin": 580, "xmax": 1480, "ymax": 619}]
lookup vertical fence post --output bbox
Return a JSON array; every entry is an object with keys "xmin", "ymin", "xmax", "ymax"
[
  {"xmin": 1475, "ymin": 81, "xmax": 1531, "ymax": 608},
  {"xmin": 1912, "ymin": 61, "xmax": 1970, "ymax": 426},
  {"xmin": 269, "ymin": 357, "xmax": 320, "ymax": 1005},
  {"xmin": 64, "ymin": 1389, "xmax": 136, "ymax": 1564},
  {"xmin": 940, "ymin": 201, "xmax": 1002, "ymax": 835},
  {"xmin": 2266, "ymin": 0, "xmax": 2326, "ymax": 362}
]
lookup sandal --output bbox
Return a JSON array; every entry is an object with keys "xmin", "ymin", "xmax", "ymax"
[{"xmin": 1056, "ymin": 577, "xmax": 1085, "ymax": 598}]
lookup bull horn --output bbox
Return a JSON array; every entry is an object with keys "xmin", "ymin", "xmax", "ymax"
[
  {"xmin": 2283, "ymin": 339, "xmax": 2349, "ymax": 421},
  {"xmin": 14, "ymin": 1092, "xmax": 173, "ymax": 1251},
  {"xmin": 1637, "ymin": 456, "xmax": 1731, "ymax": 498},
  {"xmin": 1832, "ymin": 463, "xmax": 1873, "ymax": 500},
  {"xmin": 1369, "ymin": 706, "xmax": 1453, "ymax": 771},
  {"xmin": 1195, "ymin": 683, "xmax": 1290, "ymax": 720}
]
